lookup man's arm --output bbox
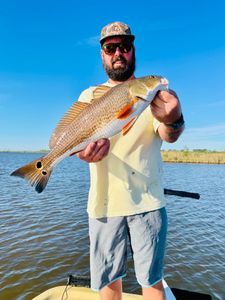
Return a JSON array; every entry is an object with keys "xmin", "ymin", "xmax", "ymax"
[{"xmin": 151, "ymin": 90, "xmax": 184, "ymax": 143}]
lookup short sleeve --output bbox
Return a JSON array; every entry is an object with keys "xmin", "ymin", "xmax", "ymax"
[
  {"xmin": 77, "ymin": 86, "xmax": 96, "ymax": 104},
  {"xmin": 153, "ymin": 117, "xmax": 161, "ymax": 133}
]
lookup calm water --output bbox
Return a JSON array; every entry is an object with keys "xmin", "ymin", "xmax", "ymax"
[{"xmin": 0, "ymin": 152, "xmax": 225, "ymax": 300}]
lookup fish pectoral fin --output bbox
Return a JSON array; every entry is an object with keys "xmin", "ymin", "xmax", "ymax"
[
  {"xmin": 49, "ymin": 101, "xmax": 89, "ymax": 149},
  {"xmin": 122, "ymin": 117, "xmax": 138, "ymax": 135},
  {"xmin": 92, "ymin": 85, "xmax": 111, "ymax": 101},
  {"xmin": 116, "ymin": 102, "xmax": 135, "ymax": 119},
  {"xmin": 69, "ymin": 150, "xmax": 81, "ymax": 157}
]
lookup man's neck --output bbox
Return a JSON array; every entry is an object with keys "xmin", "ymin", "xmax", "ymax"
[{"xmin": 108, "ymin": 75, "xmax": 136, "ymax": 86}]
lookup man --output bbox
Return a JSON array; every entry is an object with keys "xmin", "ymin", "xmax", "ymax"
[{"xmin": 76, "ymin": 22, "xmax": 184, "ymax": 300}]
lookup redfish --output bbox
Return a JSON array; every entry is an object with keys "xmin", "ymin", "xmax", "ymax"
[{"xmin": 11, "ymin": 76, "xmax": 168, "ymax": 193}]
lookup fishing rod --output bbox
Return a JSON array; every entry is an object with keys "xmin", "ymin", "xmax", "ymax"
[{"xmin": 164, "ymin": 188, "xmax": 200, "ymax": 199}]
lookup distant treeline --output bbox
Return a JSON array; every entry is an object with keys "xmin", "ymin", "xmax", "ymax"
[
  {"xmin": 1, "ymin": 149, "xmax": 225, "ymax": 164},
  {"xmin": 161, "ymin": 149, "xmax": 225, "ymax": 164},
  {"xmin": 0, "ymin": 150, "xmax": 48, "ymax": 153}
]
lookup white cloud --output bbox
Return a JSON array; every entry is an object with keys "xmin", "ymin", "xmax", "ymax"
[
  {"xmin": 197, "ymin": 100, "xmax": 225, "ymax": 108},
  {"xmin": 162, "ymin": 123, "xmax": 225, "ymax": 151},
  {"xmin": 74, "ymin": 35, "xmax": 99, "ymax": 47},
  {"xmin": 186, "ymin": 123, "xmax": 225, "ymax": 138}
]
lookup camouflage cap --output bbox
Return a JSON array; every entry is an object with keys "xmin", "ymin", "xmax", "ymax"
[{"xmin": 100, "ymin": 21, "xmax": 135, "ymax": 44}]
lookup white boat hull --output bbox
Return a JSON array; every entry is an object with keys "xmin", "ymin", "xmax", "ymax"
[{"xmin": 33, "ymin": 279, "xmax": 176, "ymax": 300}]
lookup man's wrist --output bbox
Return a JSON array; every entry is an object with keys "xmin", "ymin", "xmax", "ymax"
[{"xmin": 165, "ymin": 113, "xmax": 185, "ymax": 130}]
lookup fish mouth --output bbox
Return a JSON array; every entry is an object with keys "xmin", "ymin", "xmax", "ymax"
[
  {"xmin": 160, "ymin": 77, "xmax": 169, "ymax": 86},
  {"xmin": 136, "ymin": 96, "xmax": 148, "ymax": 102}
]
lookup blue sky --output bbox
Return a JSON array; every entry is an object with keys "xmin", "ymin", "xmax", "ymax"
[{"xmin": 0, "ymin": 0, "xmax": 225, "ymax": 151}]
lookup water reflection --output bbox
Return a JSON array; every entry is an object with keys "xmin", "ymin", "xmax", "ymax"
[{"xmin": 0, "ymin": 153, "xmax": 224, "ymax": 300}]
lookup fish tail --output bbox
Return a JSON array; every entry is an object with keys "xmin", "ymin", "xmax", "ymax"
[{"xmin": 10, "ymin": 157, "xmax": 52, "ymax": 193}]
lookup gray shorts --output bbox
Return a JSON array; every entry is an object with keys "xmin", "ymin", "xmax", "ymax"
[{"xmin": 89, "ymin": 207, "xmax": 167, "ymax": 291}]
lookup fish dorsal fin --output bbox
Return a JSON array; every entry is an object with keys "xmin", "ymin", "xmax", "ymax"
[
  {"xmin": 49, "ymin": 101, "xmax": 89, "ymax": 149},
  {"xmin": 92, "ymin": 85, "xmax": 111, "ymax": 101}
]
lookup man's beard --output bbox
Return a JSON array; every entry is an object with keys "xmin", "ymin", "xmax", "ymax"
[{"xmin": 103, "ymin": 51, "xmax": 136, "ymax": 82}]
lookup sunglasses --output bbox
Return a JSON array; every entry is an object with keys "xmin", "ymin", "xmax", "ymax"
[{"xmin": 102, "ymin": 42, "xmax": 133, "ymax": 55}]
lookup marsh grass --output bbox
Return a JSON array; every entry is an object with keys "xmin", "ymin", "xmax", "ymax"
[
  {"xmin": 161, "ymin": 150, "xmax": 225, "ymax": 164},
  {"xmin": 1, "ymin": 150, "xmax": 225, "ymax": 164}
]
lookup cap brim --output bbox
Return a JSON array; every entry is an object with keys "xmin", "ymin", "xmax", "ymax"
[{"xmin": 100, "ymin": 34, "xmax": 135, "ymax": 44}]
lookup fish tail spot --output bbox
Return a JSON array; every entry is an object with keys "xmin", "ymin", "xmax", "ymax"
[
  {"xmin": 10, "ymin": 157, "xmax": 52, "ymax": 193},
  {"xmin": 36, "ymin": 161, "xmax": 43, "ymax": 169}
]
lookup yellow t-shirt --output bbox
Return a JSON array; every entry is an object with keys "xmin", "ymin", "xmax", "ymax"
[{"xmin": 77, "ymin": 82, "xmax": 166, "ymax": 218}]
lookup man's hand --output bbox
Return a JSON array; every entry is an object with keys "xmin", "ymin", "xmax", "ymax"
[
  {"xmin": 151, "ymin": 90, "xmax": 184, "ymax": 143},
  {"xmin": 76, "ymin": 138, "xmax": 110, "ymax": 163},
  {"xmin": 150, "ymin": 89, "xmax": 181, "ymax": 124}
]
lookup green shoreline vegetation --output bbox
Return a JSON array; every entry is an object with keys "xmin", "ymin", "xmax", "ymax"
[
  {"xmin": 1, "ymin": 149, "xmax": 225, "ymax": 164},
  {"xmin": 0, "ymin": 150, "xmax": 48, "ymax": 154},
  {"xmin": 161, "ymin": 149, "xmax": 225, "ymax": 164}
]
